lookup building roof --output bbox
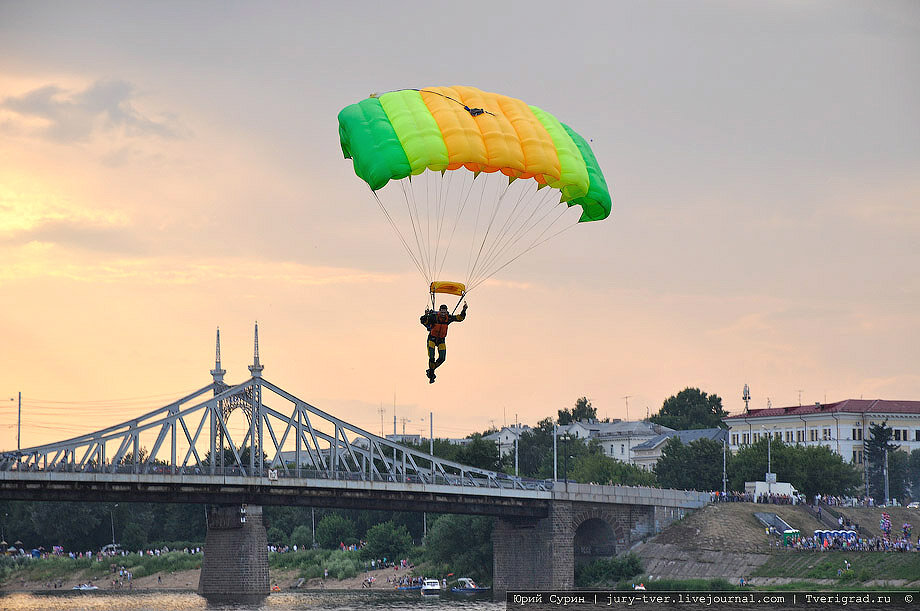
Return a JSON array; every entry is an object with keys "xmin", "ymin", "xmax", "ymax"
[
  {"xmin": 561, "ymin": 419, "xmax": 672, "ymax": 438},
  {"xmin": 632, "ymin": 427, "xmax": 728, "ymax": 451},
  {"xmin": 723, "ymin": 399, "xmax": 920, "ymax": 420}
]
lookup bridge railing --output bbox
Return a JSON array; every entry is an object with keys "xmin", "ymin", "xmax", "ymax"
[{"xmin": 0, "ymin": 460, "xmax": 556, "ymax": 491}]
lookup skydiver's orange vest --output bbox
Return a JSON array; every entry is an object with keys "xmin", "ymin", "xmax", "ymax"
[{"xmin": 430, "ymin": 310, "xmax": 450, "ymax": 339}]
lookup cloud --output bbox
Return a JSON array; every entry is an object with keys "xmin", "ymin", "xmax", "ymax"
[{"xmin": 1, "ymin": 79, "xmax": 183, "ymax": 143}]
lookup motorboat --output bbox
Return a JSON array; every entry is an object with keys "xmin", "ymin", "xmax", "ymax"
[
  {"xmin": 73, "ymin": 583, "xmax": 98, "ymax": 590},
  {"xmin": 451, "ymin": 577, "xmax": 490, "ymax": 594},
  {"xmin": 420, "ymin": 578, "xmax": 441, "ymax": 596}
]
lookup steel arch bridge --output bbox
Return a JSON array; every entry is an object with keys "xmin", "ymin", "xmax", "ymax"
[
  {"xmin": 0, "ymin": 374, "xmax": 535, "ymax": 489},
  {"xmin": 0, "ymin": 327, "xmax": 559, "ymax": 516}
]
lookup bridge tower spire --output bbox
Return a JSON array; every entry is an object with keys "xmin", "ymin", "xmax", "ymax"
[
  {"xmin": 249, "ymin": 321, "xmax": 264, "ymax": 378},
  {"xmin": 210, "ymin": 327, "xmax": 226, "ymax": 384}
]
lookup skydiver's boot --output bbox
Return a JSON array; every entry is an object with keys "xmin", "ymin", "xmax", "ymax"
[{"xmin": 426, "ymin": 368, "xmax": 436, "ymax": 383}]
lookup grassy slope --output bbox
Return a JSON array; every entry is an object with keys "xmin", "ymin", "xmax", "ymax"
[{"xmin": 640, "ymin": 503, "xmax": 919, "ymax": 586}]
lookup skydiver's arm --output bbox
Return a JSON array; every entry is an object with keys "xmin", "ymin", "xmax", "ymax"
[{"xmin": 452, "ymin": 303, "xmax": 468, "ymax": 323}]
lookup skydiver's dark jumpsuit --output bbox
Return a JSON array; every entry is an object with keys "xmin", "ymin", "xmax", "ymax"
[{"xmin": 420, "ymin": 305, "xmax": 467, "ymax": 379}]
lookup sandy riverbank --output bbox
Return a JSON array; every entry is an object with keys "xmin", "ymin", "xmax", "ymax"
[{"xmin": 2, "ymin": 564, "xmax": 416, "ymax": 592}]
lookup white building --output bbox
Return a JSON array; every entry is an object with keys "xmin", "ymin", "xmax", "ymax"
[
  {"xmin": 722, "ymin": 399, "xmax": 920, "ymax": 465},
  {"xmin": 630, "ymin": 427, "xmax": 728, "ymax": 471},
  {"xmin": 558, "ymin": 419, "xmax": 674, "ymax": 466},
  {"xmin": 483, "ymin": 424, "xmax": 531, "ymax": 457}
]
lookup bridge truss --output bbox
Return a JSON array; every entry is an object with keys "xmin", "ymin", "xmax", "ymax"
[{"xmin": 0, "ymin": 376, "xmax": 546, "ymax": 492}]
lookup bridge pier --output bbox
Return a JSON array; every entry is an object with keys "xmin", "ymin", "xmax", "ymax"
[
  {"xmin": 198, "ymin": 504, "xmax": 269, "ymax": 601},
  {"xmin": 493, "ymin": 500, "xmax": 573, "ymax": 599}
]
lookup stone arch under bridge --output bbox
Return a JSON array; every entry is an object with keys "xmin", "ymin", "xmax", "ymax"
[{"xmin": 493, "ymin": 500, "xmax": 690, "ymax": 597}]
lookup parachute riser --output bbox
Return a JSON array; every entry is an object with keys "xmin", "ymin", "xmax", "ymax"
[{"xmin": 429, "ymin": 291, "xmax": 466, "ymax": 315}]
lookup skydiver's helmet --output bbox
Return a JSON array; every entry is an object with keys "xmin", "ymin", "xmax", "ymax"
[{"xmin": 439, "ymin": 305, "xmax": 449, "ymax": 311}]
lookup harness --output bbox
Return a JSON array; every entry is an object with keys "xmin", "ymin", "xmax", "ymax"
[{"xmin": 429, "ymin": 310, "xmax": 450, "ymax": 339}]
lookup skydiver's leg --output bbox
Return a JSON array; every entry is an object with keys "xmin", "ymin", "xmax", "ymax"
[
  {"xmin": 426, "ymin": 338, "xmax": 437, "ymax": 381},
  {"xmin": 432, "ymin": 341, "xmax": 446, "ymax": 370}
]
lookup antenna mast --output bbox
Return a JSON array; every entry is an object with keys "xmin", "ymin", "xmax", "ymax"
[{"xmin": 742, "ymin": 384, "xmax": 751, "ymax": 413}]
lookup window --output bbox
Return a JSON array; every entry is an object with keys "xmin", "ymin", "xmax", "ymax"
[
  {"xmin": 852, "ymin": 450, "xmax": 863, "ymax": 464},
  {"xmin": 731, "ymin": 434, "xmax": 739, "ymax": 446},
  {"xmin": 894, "ymin": 430, "xmax": 902, "ymax": 441},
  {"xmin": 796, "ymin": 430, "xmax": 804, "ymax": 443},
  {"xmin": 785, "ymin": 430, "xmax": 793, "ymax": 442},
  {"xmin": 742, "ymin": 433, "xmax": 750, "ymax": 445},
  {"xmin": 915, "ymin": 430, "xmax": 920, "ymax": 442},
  {"xmin": 620, "ymin": 444, "xmax": 625, "ymax": 455},
  {"xmin": 852, "ymin": 428, "xmax": 863, "ymax": 441},
  {"xmin": 810, "ymin": 429, "xmax": 818, "ymax": 442},
  {"xmin": 822, "ymin": 428, "xmax": 832, "ymax": 441}
]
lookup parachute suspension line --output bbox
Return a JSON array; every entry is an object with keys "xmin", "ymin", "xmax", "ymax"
[
  {"xmin": 371, "ymin": 190, "xmax": 428, "ymax": 282},
  {"xmin": 399, "ymin": 179, "xmax": 432, "ymax": 282},
  {"xmin": 472, "ymin": 185, "xmax": 561, "ymax": 284},
  {"xmin": 434, "ymin": 168, "xmax": 463, "ymax": 282},
  {"xmin": 468, "ymin": 177, "xmax": 540, "ymax": 284},
  {"xmin": 466, "ymin": 176, "xmax": 515, "ymax": 288},
  {"xmin": 464, "ymin": 171, "xmax": 493, "ymax": 285},
  {"xmin": 430, "ymin": 170, "xmax": 449, "ymax": 283},
  {"xmin": 467, "ymin": 203, "xmax": 578, "ymax": 293}
]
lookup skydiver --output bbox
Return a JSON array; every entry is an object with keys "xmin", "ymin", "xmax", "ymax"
[{"xmin": 420, "ymin": 302, "xmax": 467, "ymax": 383}]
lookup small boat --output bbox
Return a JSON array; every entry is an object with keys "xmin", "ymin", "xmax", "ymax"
[
  {"xmin": 420, "ymin": 578, "xmax": 441, "ymax": 596},
  {"xmin": 73, "ymin": 583, "xmax": 98, "ymax": 590},
  {"xmin": 451, "ymin": 577, "xmax": 490, "ymax": 594},
  {"xmin": 395, "ymin": 583, "xmax": 422, "ymax": 591}
]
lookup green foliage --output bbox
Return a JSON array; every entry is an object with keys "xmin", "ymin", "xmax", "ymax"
[
  {"xmin": 650, "ymin": 388, "xmax": 727, "ymax": 430},
  {"xmin": 864, "ymin": 421, "xmax": 898, "ymax": 504},
  {"xmin": 290, "ymin": 525, "xmax": 314, "ymax": 550},
  {"xmin": 623, "ymin": 578, "xmax": 738, "ymax": 591},
  {"xmin": 729, "ymin": 437, "xmax": 860, "ymax": 498},
  {"xmin": 655, "ymin": 437, "xmax": 726, "ymax": 490},
  {"xmin": 269, "ymin": 548, "xmax": 363, "ymax": 580},
  {"xmin": 423, "ymin": 514, "xmax": 493, "ymax": 584},
  {"xmin": 573, "ymin": 452, "xmax": 657, "ymax": 487},
  {"xmin": 909, "ymin": 449, "xmax": 920, "ymax": 500},
  {"xmin": 122, "ymin": 551, "xmax": 201, "ymax": 579},
  {"xmin": 753, "ymin": 551, "xmax": 920, "ymax": 582},
  {"xmin": 315, "ymin": 514, "xmax": 357, "ymax": 549},
  {"xmin": 361, "ymin": 521, "xmax": 412, "ymax": 561},
  {"xmin": 0, "ymin": 552, "xmax": 202, "ymax": 585},
  {"xmin": 558, "ymin": 397, "xmax": 597, "ymax": 426},
  {"xmin": 266, "ymin": 526, "xmax": 288, "ymax": 547},
  {"xmin": 575, "ymin": 553, "xmax": 643, "ymax": 587}
]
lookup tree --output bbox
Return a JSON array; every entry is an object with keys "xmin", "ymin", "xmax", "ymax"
[
  {"xmin": 266, "ymin": 526, "xmax": 288, "ymax": 547},
  {"xmin": 729, "ymin": 437, "xmax": 860, "ymax": 498},
  {"xmin": 573, "ymin": 452, "xmax": 657, "ymax": 487},
  {"xmin": 864, "ymin": 421, "xmax": 899, "ymax": 504},
  {"xmin": 649, "ymin": 388, "xmax": 727, "ymax": 430},
  {"xmin": 909, "ymin": 449, "xmax": 920, "ymax": 500},
  {"xmin": 315, "ymin": 514, "xmax": 357, "ymax": 549},
  {"xmin": 424, "ymin": 514, "xmax": 493, "ymax": 584},
  {"xmin": 361, "ymin": 521, "xmax": 412, "ymax": 561},
  {"xmin": 290, "ymin": 524, "xmax": 314, "ymax": 549},
  {"xmin": 457, "ymin": 435, "xmax": 502, "ymax": 471},
  {"xmin": 558, "ymin": 397, "xmax": 597, "ymax": 425},
  {"xmin": 655, "ymin": 437, "xmax": 726, "ymax": 491}
]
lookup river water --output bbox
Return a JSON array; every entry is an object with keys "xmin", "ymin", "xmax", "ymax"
[{"xmin": 0, "ymin": 590, "xmax": 503, "ymax": 611}]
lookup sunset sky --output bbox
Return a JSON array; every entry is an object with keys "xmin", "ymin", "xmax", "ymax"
[{"xmin": 1, "ymin": 2, "xmax": 918, "ymax": 451}]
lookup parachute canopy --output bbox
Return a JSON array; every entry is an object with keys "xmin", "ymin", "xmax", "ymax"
[
  {"xmin": 430, "ymin": 281, "xmax": 466, "ymax": 297},
  {"xmin": 338, "ymin": 86, "xmax": 610, "ymax": 223},
  {"xmin": 338, "ymin": 86, "xmax": 612, "ymax": 294}
]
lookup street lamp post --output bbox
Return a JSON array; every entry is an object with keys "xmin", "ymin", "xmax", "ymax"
[
  {"xmin": 762, "ymin": 425, "xmax": 775, "ymax": 495},
  {"xmin": 561, "ymin": 434, "xmax": 571, "ymax": 491},
  {"xmin": 110, "ymin": 504, "xmax": 118, "ymax": 547}
]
